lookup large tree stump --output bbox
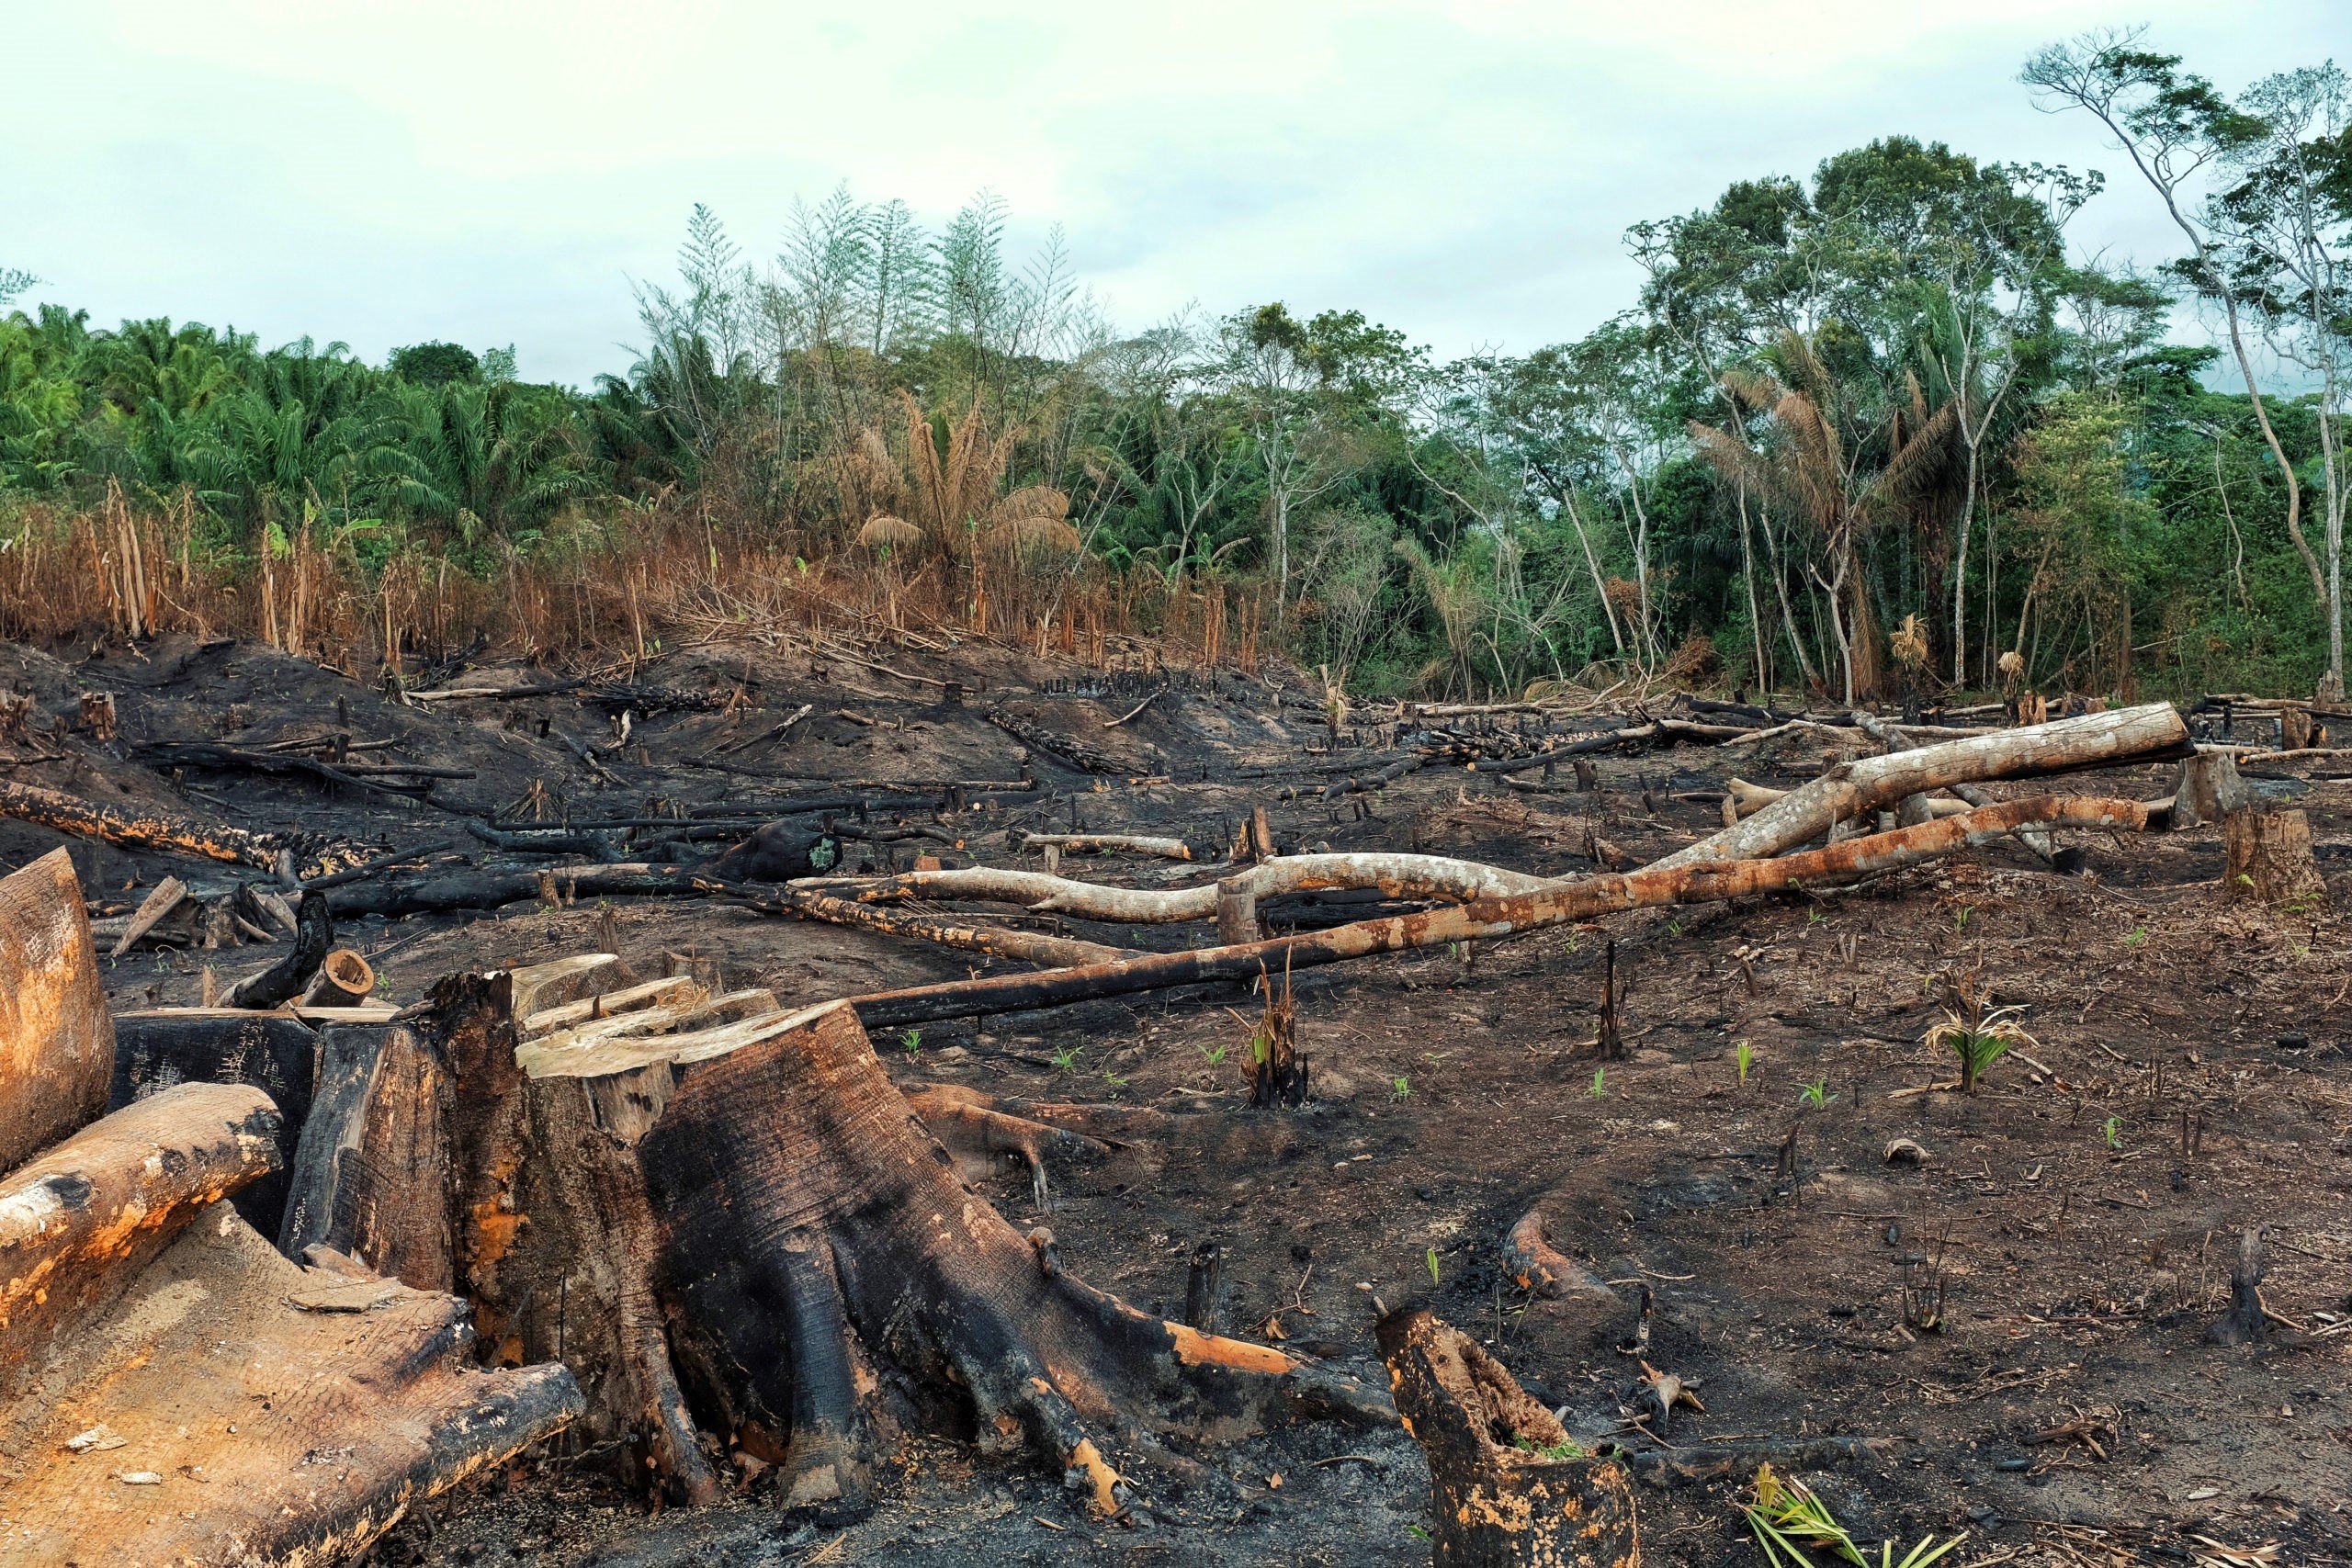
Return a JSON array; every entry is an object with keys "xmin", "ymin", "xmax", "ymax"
[
  {"xmin": 0, "ymin": 858, "xmax": 580, "ymax": 1567},
  {"xmin": 2222, "ymin": 808, "xmax": 2327, "ymax": 908},
  {"xmin": 292, "ymin": 959, "xmax": 1389, "ymax": 1514},
  {"xmin": 1377, "ymin": 1306, "xmax": 1640, "ymax": 1566}
]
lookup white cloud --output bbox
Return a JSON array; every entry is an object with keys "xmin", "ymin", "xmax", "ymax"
[{"xmin": 6, "ymin": 1, "xmax": 2337, "ymax": 382}]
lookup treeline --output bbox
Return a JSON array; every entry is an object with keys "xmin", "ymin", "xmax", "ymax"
[{"xmin": 1, "ymin": 31, "xmax": 2344, "ymax": 701}]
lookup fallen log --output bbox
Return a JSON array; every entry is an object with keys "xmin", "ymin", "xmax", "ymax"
[
  {"xmin": 810, "ymin": 851, "xmax": 1555, "ymax": 925},
  {"xmin": 715, "ymin": 883, "xmax": 1131, "ymax": 967},
  {"xmin": 842, "ymin": 796, "xmax": 2151, "ymax": 1027},
  {"xmin": 1319, "ymin": 754, "xmax": 1425, "ymax": 797},
  {"xmin": 1849, "ymin": 711, "xmax": 2055, "ymax": 863},
  {"xmin": 1376, "ymin": 1305, "xmax": 1641, "ymax": 1566},
  {"xmin": 1011, "ymin": 829, "xmax": 1193, "ymax": 860},
  {"xmin": 0, "ymin": 778, "xmax": 374, "ymax": 876},
  {"xmin": 989, "ymin": 705, "xmax": 1136, "ymax": 774},
  {"xmin": 134, "ymin": 739, "xmax": 454, "ymax": 801},
  {"xmin": 1470, "ymin": 718, "xmax": 1757, "ymax": 774},
  {"xmin": 0, "ymin": 855, "xmax": 582, "ymax": 1568},
  {"xmin": 112, "ymin": 1008, "xmax": 320, "ymax": 1235},
  {"xmin": 291, "ymin": 969, "xmax": 1390, "ymax": 1511},
  {"xmin": 1651, "ymin": 703, "xmax": 2187, "ymax": 871}
]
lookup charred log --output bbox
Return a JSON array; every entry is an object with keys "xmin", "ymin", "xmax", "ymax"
[{"xmin": 0, "ymin": 779, "xmax": 373, "ymax": 876}]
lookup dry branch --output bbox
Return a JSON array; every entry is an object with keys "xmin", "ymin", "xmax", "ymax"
[
  {"xmin": 717, "ymin": 883, "xmax": 1130, "ymax": 967},
  {"xmin": 1012, "ymin": 830, "xmax": 1193, "ymax": 860}
]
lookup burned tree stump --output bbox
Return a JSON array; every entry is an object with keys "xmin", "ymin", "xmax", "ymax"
[
  {"xmin": 1246, "ymin": 961, "xmax": 1308, "ymax": 1108},
  {"xmin": 2222, "ymin": 808, "xmax": 2327, "ymax": 908},
  {"xmin": 1377, "ymin": 1306, "xmax": 1640, "ymax": 1566},
  {"xmin": 293, "ymin": 956, "xmax": 1386, "ymax": 1515},
  {"xmin": 2209, "ymin": 1228, "xmax": 2269, "ymax": 1347}
]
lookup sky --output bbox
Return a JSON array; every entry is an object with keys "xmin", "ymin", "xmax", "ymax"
[{"xmin": 5, "ymin": 1, "xmax": 2342, "ymax": 387}]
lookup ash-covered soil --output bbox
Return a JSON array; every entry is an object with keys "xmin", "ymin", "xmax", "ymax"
[{"xmin": 7, "ymin": 628, "xmax": 2347, "ymax": 1567}]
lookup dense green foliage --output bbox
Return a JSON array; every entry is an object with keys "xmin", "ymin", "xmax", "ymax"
[{"xmin": 3, "ymin": 32, "xmax": 2344, "ymax": 699}]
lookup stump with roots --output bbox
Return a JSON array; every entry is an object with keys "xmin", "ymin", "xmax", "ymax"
[
  {"xmin": 0, "ymin": 849, "xmax": 582, "ymax": 1567},
  {"xmin": 288, "ymin": 956, "xmax": 1389, "ymax": 1515},
  {"xmin": 1378, "ymin": 1305, "xmax": 1640, "ymax": 1567}
]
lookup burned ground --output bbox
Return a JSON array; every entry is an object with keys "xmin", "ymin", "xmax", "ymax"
[{"xmin": 5, "ymin": 628, "xmax": 2346, "ymax": 1567}]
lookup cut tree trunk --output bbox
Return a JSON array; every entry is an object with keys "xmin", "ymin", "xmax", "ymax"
[
  {"xmin": 1652, "ymin": 704, "xmax": 2188, "ymax": 871},
  {"xmin": 288, "ymin": 961, "xmax": 1390, "ymax": 1515},
  {"xmin": 111, "ymin": 1008, "xmax": 322, "ymax": 1235},
  {"xmin": 2222, "ymin": 808, "xmax": 2327, "ymax": 908},
  {"xmin": 842, "ymin": 796, "xmax": 2154, "ymax": 1029},
  {"xmin": 0, "ymin": 854, "xmax": 580, "ymax": 1568},
  {"xmin": 1376, "ymin": 1306, "xmax": 1641, "ymax": 1566}
]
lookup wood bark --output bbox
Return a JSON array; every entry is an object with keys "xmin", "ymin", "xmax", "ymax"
[
  {"xmin": 290, "ymin": 963, "xmax": 1390, "ymax": 1515},
  {"xmin": 1376, "ymin": 1306, "xmax": 1640, "ymax": 1566},
  {"xmin": 842, "ymin": 796, "xmax": 2153, "ymax": 1028},
  {"xmin": 2222, "ymin": 808, "xmax": 2327, "ymax": 907},
  {"xmin": 0, "ymin": 779, "xmax": 372, "ymax": 877},
  {"xmin": 1652, "ymin": 704, "xmax": 2188, "ymax": 871}
]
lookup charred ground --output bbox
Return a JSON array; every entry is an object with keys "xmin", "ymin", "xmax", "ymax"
[{"xmin": 5, "ymin": 628, "xmax": 2346, "ymax": 1568}]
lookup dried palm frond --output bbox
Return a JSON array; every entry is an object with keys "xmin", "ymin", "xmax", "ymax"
[
  {"xmin": 989, "ymin": 485, "xmax": 1069, "ymax": 525},
  {"xmin": 1891, "ymin": 614, "xmax": 1929, "ymax": 670},
  {"xmin": 857, "ymin": 514, "xmax": 926, "ymax": 553},
  {"xmin": 990, "ymin": 515, "xmax": 1081, "ymax": 554},
  {"xmin": 1997, "ymin": 649, "xmax": 2025, "ymax": 687}
]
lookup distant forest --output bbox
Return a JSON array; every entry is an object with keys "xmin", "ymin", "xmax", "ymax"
[{"xmin": 2, "ymin": 31, "xmax": 2346, "ymax": 701}]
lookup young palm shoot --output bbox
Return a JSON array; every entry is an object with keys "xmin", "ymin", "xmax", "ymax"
[
  {"xmin": 1924, "ymin": 1002, "xmax": 2035, "ymax": 1094},
  {"xmin": 1740, "ymin": 1464, "xmax": 1963, "ymax": 1568}
]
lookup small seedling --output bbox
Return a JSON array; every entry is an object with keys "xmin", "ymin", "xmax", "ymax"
[
  {"xmin": 1391, "ymin": 1075, "xmax": 1410, "ymax": 1102},
  {"xmin": 1196, "ymin": 1041, "xmax": 1229, "ymax": 1066},
  {"xmin": 1405, "ymin": 1525, "xmax": 1431, "ymax": 1541},
  {"xmin": 1736, "ymin": 1040, "xmax": 1753, "ymax": 1086},
  {"xmin": 1051, "ymin": 1046, "xmax": 1080, "ymax": 1070},
  {"xmin": 1590, "ymin": 1066, "xmax": 1607, "ymax": 1098},
  {"xmin": 899, "ymin": 1028, "xmax": 922, "ymax": 1055},
  {"xmin": 1668, "ymin": 919, "xmax": 1683, "ymax": 937},
  {"xmin": 1425, "ymin": 1247, "xmax": 1442, "ymax": 1286},
  {"xmin": 1952, "ymin": 906, "xmax": 1971, "ymax": 935},
  {"xmin": 2103, "ymin": 1115, "xmax": 2123, "ymax": 1149},
  {"xmin": 1103, "ymin": 1069, "xmax": 1127, "ymax": 1089},
  {"xmin": 1798, "ymin": 1077, "xmax": 1834, "ymax": 1109},
  {"xmin": 1807, "ymin": 907, "xmax": 1825, "ymax": 926},
  {"xmin": 2121, "ymin": 926, "xmax": 2147, "ymax": 951}
]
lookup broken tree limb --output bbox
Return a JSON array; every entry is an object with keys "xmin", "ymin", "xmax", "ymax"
[
  {"xmin": 811, "ymin": 852, "xmax": 1555, "ymax": 924},
  {"xmin": 1652, "ymin": 704, "xmax": 2188, "ymax": 871},
  {"xmin": 842, "ymin": 796, "xmax": 2152, "ymax": 1028},
  {"xmin": 1470, "ymin": 718, "xmax": 1757, "ymax": 773},
  {"xmin": 1318, "ymin": 755, "xmax": 1425, "ymax": 798},
  {"xmin": 1501, "ymin": 1209, "xmax": 1615, "ymax": 1304},
  {"xmin": 108, "ymin": 874, "xmax": 187, "ymax": 956},
  {"xmin": 324, "ymin": 860, "xmax": 705, "ymax": 919},
  {"xmin": 713, "ymin": 883, "xmax": 1131, "ymax": 967},
  {"xmin": 0, "ymin": 778, "xmax": 375, "ymax": 877},
  {"xmin": 1375, "ymin": 1305, "xmax": 1641, "ymax": 1566}
]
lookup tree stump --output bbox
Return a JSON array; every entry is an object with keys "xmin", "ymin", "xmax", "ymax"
[
  {"xmin": 2222, "ymin": 808, "xmax": 2327, "ymax": 908},
  {"xmin": 2171, "ymin": 750, "xmax": 2251, "ymax": 829},
  {"xmin": 291, "ymin": 957, "xmax": 1386, "ymax": 1513},
  {"xmin": 1377, "ymin": 1306, "xmax": 1640, "ymax": 1566}
]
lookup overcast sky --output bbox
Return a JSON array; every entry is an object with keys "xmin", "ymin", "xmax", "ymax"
[{"xmin": 6, "ymin": 1, "xmax": 2340, "ymax": 386}]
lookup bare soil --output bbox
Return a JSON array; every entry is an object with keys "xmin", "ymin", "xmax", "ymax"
[{"xmin": 10, "ymin": 630, "xmax": 2348, "ymax": 1567}]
